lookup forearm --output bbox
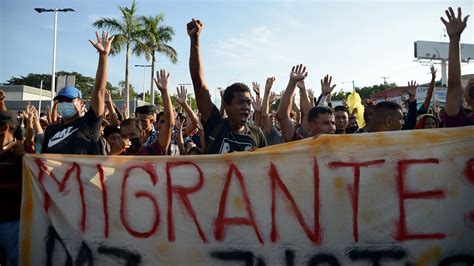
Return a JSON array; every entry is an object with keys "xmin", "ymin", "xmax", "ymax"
[
  {"xmin": 25, "ymin": 119, "xmax": 35, "ymax": 146},
  {"xmin": 159, "ymin": 90, "xmax": 174, "ymax": 151},
  {"xmin": 33, "ymin": 118, "xmax": 43, "ymax": 134},
  {"xmin": 91, "ymin": 54, "xmax": 108, "ymax": 117},
  {"xmin": 446, "ymin": 36, "xmax": 463, "ymax": 116},
  {"xmin": 260, "ymin": 89, "xmax": 272, "ymax": 133},
  {"xmin": 106, "ymin": 102, "xmax": 119, "ymax": 126},
  {"xmin": 423, "ymin": 77, "xmax": 436, "ymax": 109},
  {"xmin": 177, "ymin": 129, "xmax": 186, "ymax": 155},
  {"xmin": 0, "ymin": 100, "xmax": 6, "ymax": 111},
  {"xmin": 253, "ymin": 111, "xmax": 262, "ymax": 127}
]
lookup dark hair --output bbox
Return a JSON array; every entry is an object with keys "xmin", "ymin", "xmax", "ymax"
[
  {"xmin": 0, "ymin": 110, "xmax": 18, "ymax": 133},
  {"xmin": 308, "ymin": 106, "xmax": 334, "ymax": 122},
  {"xmin": 121, "ymin": 118, "xmax": 143, "ymax": 133},
  {"xmin": 103, "ymin": 125, "xmax": 121, "ymax": 139},
  {"xmin": 374, "ymin": 101, "xmax": 402, "ymax": 114},
  {"xmin": 223, "ymin": 83, "xmax": 251, "ymax": 105},
  {"xmin": 334, "ymin": 105, "xmax": 349, "ymax": 114},
  {"xmin": 135, "ymin": 105, "xmax": 157, "ymax": 115},
  {"xmin": 363, "ymin": 105, "xmax": 375, "ymax": 121}
]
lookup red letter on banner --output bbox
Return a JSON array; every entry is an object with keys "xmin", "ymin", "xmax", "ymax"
[
  {"xmin": 269, "ymin": 159, "xmax": 322, "ymax": 244},
  {"xmin": 214, "ymin": 163, "xmax": 263, "ymax": 244},
  {"xmin": 166, "ymin": 161, "xmax": 208, "ymax": 243},
  {"xmin": 395, "ymin": 159, "xmax": 445, "ymax": 241}
]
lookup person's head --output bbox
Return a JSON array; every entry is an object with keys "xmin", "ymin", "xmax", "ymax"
[
  {"xmin": 154, "ymin": 111, "xmax": 165, "ymax": 132},
  {"xmin": 307, "ymin": 107, "xmax": 336, "ymax": 135},
  {"xmin": 372, "ymin": 101, "xmax": 404, "ymax": 132},
  {"xmin": 347, "ymin": 114, "xmax": 359, "ymax": 134},
  {"xmin": 363, "ymin": 104, "xmax": 376, "ymax": 128},
  {"xmin": 54, "ymin": 86, "xmax": 84, "ymax": 122},
  {"xmin": 17, "ymin": 110, "xmax": 25, "ymax": 119},
  {"xmin": 135, "ymin": 105, "xmax": 157, "ymax": 133},
  {"xmin": 103, "ymin": 125, "xmax": 123, "ymax": 152},
  {"xmin": 0, "ymin": 110, "xmax": 17, "ymax": 145},
  {"xmin": 120, "ymin": 118, "xmax": 146, "ymax": 154},
  {"xmin": 415, "ymin": 114, "xmax": 439, "ymax": 129},
  {"xmin": 223, "ymin": 83, "xmax": 252, "ymax": 129},
  {"xmin": 334, "ymin": 105, "xmax": 349, "ymax": 133}
]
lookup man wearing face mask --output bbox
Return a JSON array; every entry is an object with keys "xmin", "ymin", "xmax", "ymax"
[{"xmin": 41, "ymin": 32, "xmax": 114, "ymax": 155}]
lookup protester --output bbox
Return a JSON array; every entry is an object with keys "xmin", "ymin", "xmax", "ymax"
[
  {"xmin": 371, "ymin": 101, "xmax": 405, "ymax": 132},
  {"xmin": 346, "ymin": 114, "xmax": 359, "ymax": 133},
  {"xmin": 135, "ymin": 104, "xmax": 158, "ymax": 147},
  {"xmin": 0, "ymin": 109, "xmax": 27, "ymax": 266},
  {"xmin": 334, "ymin": 105, "xmax": 349, "ymax": 134},
  {"xmin": 187, "ymin": 18, "xmax": 267, "ymax": 154},
  {"xmin": 119, "ymin": 69, "xmax": 174, "ymax": 155},
  {"xmin": 415, "ymin": 114, "xmax": 439, "ymax": 129},
  {"xmin": 41, "ymin": 32, "xmax": 113, "ymax": 155},
  {"xmin": 441, "ymin": 7, "xmax": 473, "ymax": 126}
]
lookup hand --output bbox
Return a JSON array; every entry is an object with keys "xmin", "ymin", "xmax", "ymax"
[
  {"xmin": 176, "ymin": 85, "xmax": 187, "ymax": 104},
  {"xmin": 252, "ymin": 82, "xmax": 260, "ymax": 96},
  {"xmin": 289, "ymin": 64, "xmax": 308, "ymax": 83},
  {"xmin": 104, "ymin": 89, "xmax": 113, "ymax": 103},
  {"xmin": 320, "ymin": 75, "xmax": 336, "ymax": 96},
  {"xmin": 297, "ymin": 80, "xmax": 306, "ymax": 90},
  {"xmin": 123, "ymin": 139, "xmax": 131, "ymax": 150},
  {"xmin": 89, "ymin": 31, "xmax": 115, "ymax": 55},
  {"xmin": 154, "ymin": 69, "xmax": 170, "ymax": 92},
  {"xmin": 430, "ymin": 66, "xmax": 437, "ymax": 79},
  {"xmin": 307, "ymin": 89, "xmax": 314, "ymax": 100},
  {"xmin": 265, "ymin": 77, "xmax": 275, "ymax": 92},
  {"xmin": 251, "ymin": 94, "xmax": 262, "ymax": 112},
  {"xmin": 406, "ymin": 80, "xmax": 417, "ymax": 98},
  {"xmin": 440, "ymin": 7, "xmax": 469, "ymax": 38},
  {"xmin": 187, "ymin": 19, "xmax": 203, "ymax": 39},
  {"xmin": 0, "ymin": 90, "xmax": 5, "ymax": 100},
  {"xmin": 25, "ymin": 103, "xmax": 36, "ymax": 121}
]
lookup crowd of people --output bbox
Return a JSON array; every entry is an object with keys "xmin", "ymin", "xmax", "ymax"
[{"xmin": 0, "ymin": 7, "xmax": 473, "ymax": 266}]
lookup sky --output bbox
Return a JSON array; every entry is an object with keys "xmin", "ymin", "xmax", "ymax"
[{"xmin": 1, "ymin": 0, "xmax": 474, "ymax": 104}]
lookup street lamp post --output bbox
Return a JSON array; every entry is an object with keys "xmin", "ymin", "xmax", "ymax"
[
  {"xmin": 135, "ymin": 64, "xmax": 152, "ymax": 102},
  {"xmin": 35, "ymin": 7, "xmax": 75, "ymax": 107}
]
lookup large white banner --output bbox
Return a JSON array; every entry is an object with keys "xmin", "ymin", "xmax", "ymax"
[{"xmin": 20, "ymin": 127, "xmax": 474, "ymax": 265}]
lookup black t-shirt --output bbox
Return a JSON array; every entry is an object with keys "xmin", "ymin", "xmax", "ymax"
[
  {"xmin": 42, "ymin": 108, "xmax": 103, "ymax": 155},
  {"xmin": 204, "ymin": 105, "xmax": 267, "ymax": 154}
]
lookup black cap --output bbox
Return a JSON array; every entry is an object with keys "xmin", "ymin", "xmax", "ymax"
[
  {"xmin": 135, "ymin": 105, "xmax": 157, "ymax": 115},
  {"xmin": 0, "ymin": 110, "xmax": 17, "ymax": 129},
  {"xmin": 103, "ymin": 125, "xmax": 121, "ymax": 140}
]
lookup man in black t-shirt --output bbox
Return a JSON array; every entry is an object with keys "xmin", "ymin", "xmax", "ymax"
[
  {"xmin": 186, "ymin": 19, "xmax": 266, "ymax": 154},
  {"xmin": 42, "ymin": 32, "xmax": 114, "ymax": 155}
]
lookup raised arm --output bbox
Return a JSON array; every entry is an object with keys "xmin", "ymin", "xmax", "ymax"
[
  {"xmin": 441, "ymin": 7, "xmax": 469, "ymax": 116},
  {"xmin": 105, "ymin": 89, "xmax": 119, "ymax": 126},
  {"xmin": 318, "ymin": 75, "xmax": 336, "ymax": 107},
  {"xmin": 261, "ymin": 77, "xmax": 275, "ymax": 134},
  {"xmin": 176, "ymin": 85, "xmax": 199, "ymax": 136},
  {"xmin": 154, "ymin": 69, "xmax": 175, "ymax": 152},
  {"xmin": 187, "ymin": 19, "xmax": 213, "ymax": 122},
  {"xmin": 298, "ymin": 80, "xmax": 312, "ymax": 136},
  {"xmin": 276, "ymin": 64, "xmax": 308, "ymax": 142},
  {"xmin": 404, "ymin": 80, "xmax": 418, "ymax": 130},
  {"xmin": 89, "ymin": 31, "xmax": 114, "ymax": 118},
  {"xmin": 422, "ymin": 66, "xmax": 437, "ymax": 111}
]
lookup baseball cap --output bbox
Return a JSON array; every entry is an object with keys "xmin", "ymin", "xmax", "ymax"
[{"xmin": 54, "ymin": 86, "xmax": 82, "ymax": 101}]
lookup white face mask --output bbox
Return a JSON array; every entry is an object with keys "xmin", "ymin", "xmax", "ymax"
[{"xmin": 58, "ymin": 102, "xmax": 78, "ymax": 119}]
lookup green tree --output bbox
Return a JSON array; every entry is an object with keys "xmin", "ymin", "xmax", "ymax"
[
  {"xmin": 135, "ymin": 14, "xmax": 177, "ymax": 105},
  {"xmin": 118, "ymin": 80, "xmax": 139, "ymax": 100},
  {"xmin": 355, "ymin": 82, "xmax": 397, "ymax": 99},
  {"xmin": 93, "ymin": 0, "xmax": 142, "ymax": 115},
  {"xmin": 3, "ymin": 71, "xmax": 116, "ymax": 100}
]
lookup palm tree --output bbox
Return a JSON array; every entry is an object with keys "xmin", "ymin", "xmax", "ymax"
[
  {"xmin": 92, "ymin": 0, "xmax": 142, "ymax": 116},
  {"xmin": 135, "ymin": 14, "xmax": 177, "ymax": 105}
]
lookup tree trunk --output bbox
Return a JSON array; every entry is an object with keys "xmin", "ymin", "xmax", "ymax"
[
  {"xmin": 150, "ymin": 51, "xmax": 155, "ymax": 105},
  {"xmin": 125, "ymin": 43, "xmax": 130, "ymax": 117}
]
